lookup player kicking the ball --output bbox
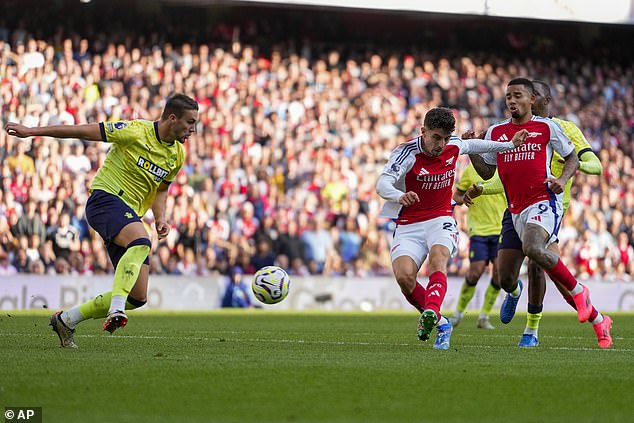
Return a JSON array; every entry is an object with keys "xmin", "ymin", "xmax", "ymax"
[
  {"xmin": 5, "ymin": 93, "xmax": 198, "ymax": 348},
  {"xmin": 376, "ymin": 107, "xmax": 526, "ymax": 349}
]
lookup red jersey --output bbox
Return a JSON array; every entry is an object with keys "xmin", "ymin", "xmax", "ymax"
[
  {"xmin": 482, "ymin": 116, "xmax": 574, "ymax": 213},
  {"xmin": 378, "ymin": 136, "xmax": 516, "ymax": 224}
]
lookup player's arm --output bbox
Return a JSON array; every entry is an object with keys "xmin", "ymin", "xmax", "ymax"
[
  {"xmin": 468, "ymin": 154, "xmax": 497, "ymax": 180},
  {"xmin": 460, "ymin": 129, "xmax": 527, "ymax": 179},
  {"xmin": 453, "ymin": 163, "xmax": 474, "ymax": 206},
  {"xmin": 548, "ymin": 152, "xmax": 579, "ymax": 194},
  {"xmin": 5, "ymin": 122, "xmax": 103, "ymax": 141},
  {"xmin": 376, "ymin": 174, "xmax": 419, "ymax": 206},
  {"xmin": 481, "ymin": 177, "xmax": 504, "ymax": 195},
  {"xmin": 152, "ymin": 182, "xmax": 171, "ymax": 240},
  {"xmin": 460, "ymin": 129, "xmax": 527, "ymax": 154},
  {"xmin": 578, "ymin": 149, "xmax": 603, "ymax": 175},
  {"xmin": 376, "ymin": 144, "xmax": 418, "ymax": 206},
  {"xmin": 546, "ymin": 120, "xmax": 578, "ymax": 194},
  {"xmin": 556, "ymin": 121, "xmax": 603, "ymax": 175},
  {"xmin": 453, "ymin": 188, "xmax": 467, "ymax": 205}
]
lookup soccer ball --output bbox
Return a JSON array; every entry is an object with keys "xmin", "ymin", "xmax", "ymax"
[{"xmin": 251, "ymin": 266, "xmax": 291, "ymax": 304}]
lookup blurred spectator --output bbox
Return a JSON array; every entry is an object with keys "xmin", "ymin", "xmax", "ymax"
[
  {"xmin": 221, "ymin": 267, "xmax": 253, "ymax": 308},
  {"xmin": 0, "ymin": 249, "xmax": 17, "ymax": 275},
  {"xmin": 301, "ymin": 216, "xmax": 333, "ymax": 274},
  {"xmin": 0, "ymin": 7, "xmax": 632, "ymax": 281},
  {"xmin": 49, "ymin": 212, "xmax": 80, "ymax": 260},
  {"xmin": 250, "ymin": 238, "xmax": 275, "ymax": 271},
  {"xmin": 12, "ymin": 200, "xmax": 46, "ymax": 245}
]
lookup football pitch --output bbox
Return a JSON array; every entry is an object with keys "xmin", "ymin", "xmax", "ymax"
[{"xmin": 1, "ymin": 311, "xmax": 632, "ymax": 423}]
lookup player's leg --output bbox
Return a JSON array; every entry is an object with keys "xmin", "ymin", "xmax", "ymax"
[
  {"xmin": 497, "ymin": 210, "xmax": 525, "ymax": 324},
  {"xmin": 551, "ymin": 278, "xmax": 612, "ymax": 348},
  {"xmin": 418, "ymin": 217, "xmax": 457, "ymax": 349},
  {"xmin": 539, "ymin": 245, "xmax": 613, "ymax": 349},
  {"xmin": 451, "ymin": 236, "xmax": 487, "ymax": 327},
  {"xmin": 102, "ymin": 221, "xmax": 151, "ymax": 332},
  {"xmin": 519, "ymin": 257, "xmax": 546, "ymax": 347},
  {"xmin": 419, "ymin": 244, "xmax": 453, "ymax": 349},
  {"xmin": 521, "ymin": 222, "xmax": 594, "ymax": 323},
  {"xmin": 390, "ymin": 223, "xmax": 427, "ymax": 313},
  {"xmin": 392, "ymin": 256, "xmax": 426, "ymax": 312},
  {"xmin": 61, "ymin": 264, "xmax": 148, "ymax": 323},
  {"xmin": 52, "ymin": 264, "xmax": 149, "ymax": 348},
  {"xmin": 477, "ymin": 236, "xmax": 501, "ymax": 329}
]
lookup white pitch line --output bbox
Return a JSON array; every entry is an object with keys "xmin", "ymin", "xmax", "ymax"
[
  {"xmin": 144, "ymin": 329, "xmax": 626, "ymax": 341},
  {"xmin": 0, "ymin": 332, "xmax": 632, "ymax": 352}
]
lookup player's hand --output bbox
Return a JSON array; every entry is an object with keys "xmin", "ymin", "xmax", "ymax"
[
  {"xmin": 461, "ymin": 130, "xmax": 485, "ymax": 139},
  {"xmin": 156, "ymin": 220, "xmax": 170, "ymax": 240},
  {"xmin": 399, "ymin": 191, "xmax": 420, "ymax": 206},
  {"xmin": 463, "ymin": 183, "xmax": 483, "ymax": 206},
  {"xmin": 511, "ymin": 129, "xmax": 528, "ymax": 147},
  {"xmin": 461, "ymin": 129, "xmax": 476, "ymax": 139},
  {"xmin": 4, "ymin": 122, "xmax": 32, "ymax": 138},
  {"xmin": 545, "ymin": 177, "xmax": 566, "ymax": 194}
]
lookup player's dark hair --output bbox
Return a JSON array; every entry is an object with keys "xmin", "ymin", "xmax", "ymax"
[
  {"xmin": 507, "ymin": 77, "xmax": 535, "ymax": 93},
  {"xmin": 423, "ymin": 107, "xmax": 455, "ymax": 132},
  {"xmin": 531, "ymin": 79, "xmax": 552, "ymax": 98},
  {"xmin": 161, "ymin": 94, "xmax": 198, "ymax": 120}
]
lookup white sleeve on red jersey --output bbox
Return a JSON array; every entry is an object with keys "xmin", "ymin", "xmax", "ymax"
[
  {"xmin": 380, "ymin": 140, "xmax": 418, "ymax": 180},
  {"xmin": 541, "ymin": 117, "xmax": 574, "ymax": 158},
  {"xmin": 457, "ymin": 138, "xmax": 515, "ymax": 155},
  {"xmin": 376, "ymin": 140, "xmax": 418, "ymax": 202},
  {"xmin": 481, "ymin": 126, "xmax": 498, "ymax": 165}
]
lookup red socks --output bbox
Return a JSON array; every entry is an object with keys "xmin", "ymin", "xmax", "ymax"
[
  {"xmin": 563, "ymin": 294, "xmax": 599, "ymax": 322},
  {"xmin": 545, "ymin": 259, "xmax": 578, "ymax": 291},
  {"xmin": 425, "ymin": 272, "xmax": 447, "ymax": 316},
  {"xmin": 403, "ymin": 282, "xmax": 426, "ymax": 312}
]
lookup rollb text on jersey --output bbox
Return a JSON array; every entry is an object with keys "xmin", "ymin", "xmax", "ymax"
[{"xmin": 137, "ymin": 156, "xmax": 169, "ymax": 181}]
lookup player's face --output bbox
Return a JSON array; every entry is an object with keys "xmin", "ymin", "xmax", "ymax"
[
  {"xmin": 420, "ymin": 127, "xmax": 452, "ymax": 157},
  {"xmin": 170, "ymin": 109, "xmax": 198, "ymax": 142},
  {"xmin": 506, "ymin": 84, "xmax": 535, "ymax": 121},
  {"xmin": 531, "ymin": 87, "xmax": 550, "ymax": 118}
]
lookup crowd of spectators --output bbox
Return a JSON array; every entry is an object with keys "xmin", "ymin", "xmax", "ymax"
[{"xmin": 0, "ymin": 7, "xmax": 633, "ymax": 281}]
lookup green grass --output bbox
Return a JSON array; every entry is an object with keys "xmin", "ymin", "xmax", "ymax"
[{"xmin": 1, "ymin": 311, "xmax": 632, "ymax": 423}]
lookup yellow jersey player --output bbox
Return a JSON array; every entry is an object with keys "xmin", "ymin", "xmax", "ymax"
[
  {"xmin": 450, "ymin": 161, "xmax": 507, "ymax": 330},
  {"xmin": 5, "ymin": 93, "xmax": 198, "ymax": 348}
]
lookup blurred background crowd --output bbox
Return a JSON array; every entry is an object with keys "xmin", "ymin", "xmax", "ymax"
[{"xmin": 0, "ymin": 0, "xmax": 632, "ymax": 280}]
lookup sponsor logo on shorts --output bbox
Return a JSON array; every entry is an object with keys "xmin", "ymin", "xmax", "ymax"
[{"xmin": 124, "ymin": 212, "xmax": 133, "ymax": 219}]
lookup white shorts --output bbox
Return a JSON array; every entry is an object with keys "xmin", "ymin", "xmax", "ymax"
[
  {"xmin": 390, "ymin": 216, "xmax": 459, "ymax": 268},
  {"xmin": 511, "ymin": 199, "xmax": 563, "ymax": 246}
]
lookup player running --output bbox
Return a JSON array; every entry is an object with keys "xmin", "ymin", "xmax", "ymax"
[
  {"xmin": 376, "ymin": 107, "xmax": 526, "ymax": 349},
  {"xmin": 468, "ymin": 78, "xmax": 599, "ymax": 346},
  {"xmin": 465, "ymin": 80, "xmax": 611, "ymax": 347},
  {"xmin": 450, "ymin": 160, "xmax": 506, "ymax": 330},
  {"xmin": 5, "ymin": 93, "xmax": 198, "ymax": 348}
]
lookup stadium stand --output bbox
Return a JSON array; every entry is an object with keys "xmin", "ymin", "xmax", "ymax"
[{"xmin": 0, "ymin": 0, "xmax": 632, "ymax": 280}]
